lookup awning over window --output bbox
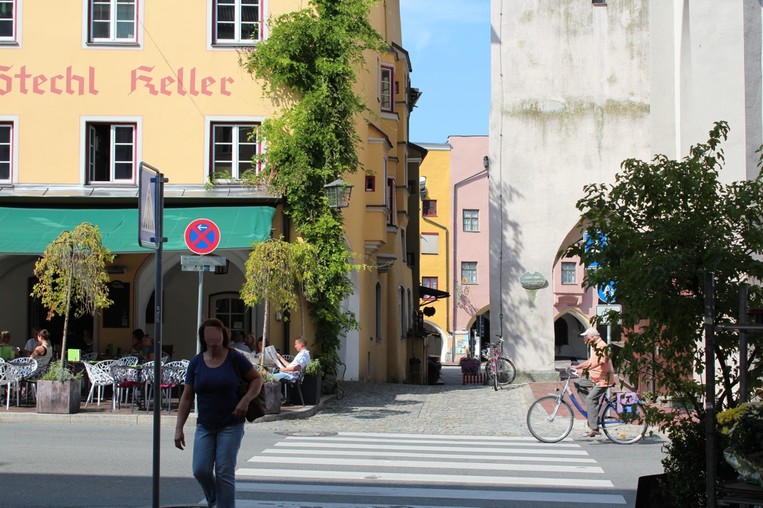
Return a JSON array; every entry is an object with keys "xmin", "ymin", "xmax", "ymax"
[
  {"xmin": 419, "ymin": 285, "xmax": 450, "ymax": 301},
  {"xmin": 0, "ymin": 205, "xmax": 276, "ymax": 255}
]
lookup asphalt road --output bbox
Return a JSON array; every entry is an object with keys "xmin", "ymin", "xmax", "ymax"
[{"xmin": 0, "ymin": 366, "xmax": 667, "ymax": 507}]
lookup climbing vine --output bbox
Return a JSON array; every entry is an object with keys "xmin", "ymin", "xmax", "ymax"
[{"xmin": 241, "ymin": 0, "xmax": 386, "ymax": 371}]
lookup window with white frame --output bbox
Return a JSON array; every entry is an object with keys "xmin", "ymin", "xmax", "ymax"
[
  {"xmin": 463, "ymin": 209, "xmax": 479, "ymax": 231},
  {"xmin": 422, "ymin": 277, "xmax": 438, "ymax": 303},
  {"xmin": 213, "ymin": 0, "xmax": 262, "ymax": 45},
  {"xmin": 380, "ymin": 64, "xmax": 394, "ymax": 112},
  {"xmin": 0, "ymin": 122, "xmax": 12, "ymax": 181},
  {"xmin": 210, "ymin": 122, "xmax": 260, "ymax": 180},
  {"xmin": 0, "ymin": 0, "xmax": 16, "ymax": 42},
  {"xmin": 86, "ymin": 122, "xmax": 136, "ymax": 183},
  {"xmin": 561, "ymin": 261, "xmax": 576, "ymax": 285},
  {"xmin": 421, "ymin": 233, "xmax": 438, "ymax": 255},
  {"xmin": 387, "ymin": 177, "xmax": 396, "ymax": 226},
  {"xmin": 88, "ymin": 0, "xmax": 138, "ymax": 44},
  {"xmin": 461, "ymin": 261, "xmax": 478, "ymax": 285},
  {"xmin": 422, "ymin": 276, "xmax": 438, "ymax": 290}
]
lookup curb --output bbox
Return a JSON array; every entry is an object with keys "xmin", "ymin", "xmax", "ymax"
[{"xmin": 0, "ymin": 395, "xmax": 334, "ymax": 426}]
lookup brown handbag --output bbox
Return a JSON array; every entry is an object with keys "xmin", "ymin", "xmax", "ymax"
[{"xmin": 232, "ymin": 352, "xmax": 266, "ymax": 422}]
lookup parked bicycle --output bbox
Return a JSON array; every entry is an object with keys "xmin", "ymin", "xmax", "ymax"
[
  {"xmin": 483, "ymin": 337, "xmax": 516, "ymax": 390},
  {"xmin": 526, "ymin": 366, "xmax": 648, "ymax": 444}
]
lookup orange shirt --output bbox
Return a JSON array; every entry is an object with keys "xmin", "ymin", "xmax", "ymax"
[{"xmin": 577, "ymin": 337, "xmax": 614, "ymax": 387}]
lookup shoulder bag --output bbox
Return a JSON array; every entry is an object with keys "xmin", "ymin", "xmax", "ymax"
[{"xmin": 232, "ymin": 351, "xmax": 266, "ymax": 422}]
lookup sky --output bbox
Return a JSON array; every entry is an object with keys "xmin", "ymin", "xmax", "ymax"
[{"xmin": 400, "ymin": 0, "xmax": 491, "ymax": 144}]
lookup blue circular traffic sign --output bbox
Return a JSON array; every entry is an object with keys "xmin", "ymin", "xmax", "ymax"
[
  {"xmin": 184, "ymin": 218, "xmax": 221, "ymax": 255},
  {"xmin": 598, "ymin": 281, "xmax": 616, "ymax": 303}
]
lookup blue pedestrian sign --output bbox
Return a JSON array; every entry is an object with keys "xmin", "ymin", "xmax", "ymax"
[{"xmin": 598, "ymin": 281, "xmax": 617, "ymax": 303}]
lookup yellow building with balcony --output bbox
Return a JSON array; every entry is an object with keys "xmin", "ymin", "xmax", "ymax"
[{"xmin": 0, "ymin": 0, "xmax": 423, "ymax": 383}]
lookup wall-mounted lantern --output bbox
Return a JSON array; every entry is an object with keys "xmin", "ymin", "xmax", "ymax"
[{"xmin": 323, "ymin": 179, "xmax": 353, "ymax": 209}]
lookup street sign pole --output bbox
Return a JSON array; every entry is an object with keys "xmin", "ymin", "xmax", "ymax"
[
  {"xmin": 138, "ymin": 161, "xmax": 167, "ymax": 508},
  {"xmin": 182, "ymin": 220, "xmax": 222, "ymax": 359}
]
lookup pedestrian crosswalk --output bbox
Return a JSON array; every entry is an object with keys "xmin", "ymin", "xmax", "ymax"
[{"xmin": 234, "ymin": 432, "xmax": 627, "ymax": 507}]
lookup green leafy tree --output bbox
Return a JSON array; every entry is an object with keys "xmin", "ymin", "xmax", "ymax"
[
  {"xmin": 566, "ymin": 122, "xmax": 763, "ymax": 505},
  {"xmin": 31, "ymin": 223, "xmax": 114, "ymax": 377},
  {"xmin": 240, "ymin": 0, "xmax": 385, "ymax": 372},
  {"xmin": 567, "ymin": 121, "xmax": 763, "ymax": 414},
  {"xmin": 240, "ymin": 237, "xmax": 317, "ymax": 345}
]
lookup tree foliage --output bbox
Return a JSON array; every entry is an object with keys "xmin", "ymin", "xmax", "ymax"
[
  {"xmin": 240, "ymin": 237, "xmax": 318, "ymax": 341},
  {"xmin": 566, "ymin": 121, "xmax": 763, "ymax": 421},
  {"xmin": 240, "ymin": 0, "xmax": 384, "ymax": 371},
  {"xmin": 31, "ymin": 223, "xmax": 114, "ymax": 377}
]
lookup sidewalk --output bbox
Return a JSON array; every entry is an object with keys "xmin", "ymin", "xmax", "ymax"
[{"xmin": 0, "ymin": 366, "xmax": 587, "ymax": 436}]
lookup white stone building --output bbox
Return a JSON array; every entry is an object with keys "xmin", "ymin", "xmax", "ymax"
[{"xmin": 489, "ymin": 0, "xmax": 762, "ymax": 375}]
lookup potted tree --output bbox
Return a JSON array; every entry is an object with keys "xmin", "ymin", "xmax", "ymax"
[
  {"xmin": 257, "ymin": 368, "xmax": 282, "ymax": 415},
  {"xmin": 31, "ymin": 223, "xmax": 114, "ymax": 414},
  {"xmin": 240, "ymin": 237, "xmax": 318, "ymax": 363}
]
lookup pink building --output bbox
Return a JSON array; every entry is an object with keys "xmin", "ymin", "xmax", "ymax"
[{"xmin": 450, "ymin": 136, "xmax": 491, "ymax": 361}]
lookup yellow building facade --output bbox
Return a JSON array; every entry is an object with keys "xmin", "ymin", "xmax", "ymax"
[
  {"xmin": 0, "ymin": 1, "xmax": 423, "ymax": 382},
  {"xmin": 417, "ymin": 143, "xmax": 451, "ymax": 362}
]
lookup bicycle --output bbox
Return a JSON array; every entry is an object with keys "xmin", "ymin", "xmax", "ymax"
[
  {"xmin": 483, "ymin": 337, "xmax": 516, "ymax": 390},
  {"xmin": 526, "ymin": 366, "xmax": 648, "ymax": 444}
]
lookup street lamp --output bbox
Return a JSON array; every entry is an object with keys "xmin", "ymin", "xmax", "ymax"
[{"xmin": 323, "ymin": 178, "xmax": 353, "ymax": 209}]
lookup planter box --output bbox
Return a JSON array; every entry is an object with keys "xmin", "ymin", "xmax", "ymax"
[
  {"xmin": 36, "ymin": 379, "xmax": 82, "ymax": 414},
  {"xmin": 263, "ymin": 382, "xmax": 281, "ymax": 415},
  {"xmin": 291, "ymin": 374, "xmax": 321, "ymax": 405}
]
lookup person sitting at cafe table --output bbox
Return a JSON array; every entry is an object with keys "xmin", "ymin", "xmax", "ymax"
[
  {"xmin": 30, "ymin": 329, "xmax": 54, "ymax": 368},
  {"xmin": 80, "ymin": 330, "xmax": 94, "ymax": 355},
  {"xmin": 0, "ymin": 330, "xmax": 18, "ymax": 359},
  {"xmin": 272, "ymin": 337, "xmax": 310, "ymax": 381},
  {"xmin": 230, "ymin": 332, "xmax": 250, "ymax": 353},
  {"xmin": 23, "ymin": 328, "xmax": 40, "ymax": 357},
  {"xmin": 131, "ymin": 328, "xmax": 145, "ymax": 352},
  {"xmin": 140, "ymin": 334, "xmax": 155, "ymax": 361}
]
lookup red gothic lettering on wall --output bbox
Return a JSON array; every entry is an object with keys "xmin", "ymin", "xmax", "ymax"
[
  {"xmin": 130, "ymin": 66, "xmax": 234, "ymax": 96},
  {"xmin": 0, "ymin": 65, "xmax": 235, "ymax": 97},
  {"xmin": 0, "ymin": 65, "xmax": 99, "ymax": 96}
]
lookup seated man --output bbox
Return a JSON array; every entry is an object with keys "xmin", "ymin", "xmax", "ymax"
[{"xmin": 272, "ymin": 338, "xmax": 310, "ymax": 401}]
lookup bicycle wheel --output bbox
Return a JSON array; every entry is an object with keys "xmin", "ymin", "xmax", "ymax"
[
  {"xmin": 492, "ymin": 360, "xmax": 498, "ymax": 391},
  {"xmin": 527, "ymin": 396, "xmax": 574, "ymax": 443},
  {"xmin": 600, "ymin": 401, "xmax": 648, "ymax": 444},
  {"xmin": 495, "ymin": 357, "xmax": 516, "ymax": 385}
]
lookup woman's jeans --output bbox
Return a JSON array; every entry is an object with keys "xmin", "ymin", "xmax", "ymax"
[{"xmin": 192, "ymin": 421, "xmax": 245, "ymax": 508}]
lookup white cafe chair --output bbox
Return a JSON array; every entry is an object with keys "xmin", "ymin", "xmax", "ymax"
[
  {"xmin": 0, "ymin": 363, "xmax": 23, "ymax": 410},
  {"xmin": 83, "ymin": 361, "xmax": 114, "ymax": 407}
]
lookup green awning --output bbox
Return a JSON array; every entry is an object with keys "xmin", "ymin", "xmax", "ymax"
[{"xmin": 0, "ymin": 205, "xmax": 276, "ymax": 254}]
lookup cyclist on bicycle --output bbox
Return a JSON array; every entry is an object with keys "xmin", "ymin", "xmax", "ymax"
[{"xmin": 573, "ymin": 328, "xmax": 614, "ymax": 437}]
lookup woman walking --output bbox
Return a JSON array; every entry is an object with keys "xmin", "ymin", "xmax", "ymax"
[{"xmin": 175, "ymin": 318, "xmax": 263, "ymax": 508}]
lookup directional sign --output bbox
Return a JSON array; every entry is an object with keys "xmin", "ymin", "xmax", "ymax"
[
  {"xmin": 181, "ymin": 255, "xmax": 227, "ymax": 272},
  {"xmin": 598, "ymin": 281, "xmax": 617, "ymax": 303},
  {"xmin": 184, "ymin": 218, "xmax": 221, "ymax": 255}
]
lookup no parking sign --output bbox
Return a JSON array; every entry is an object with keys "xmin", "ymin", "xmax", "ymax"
[{"xmin": 184, "ymin": 218, "xmax": 221, "ymax": 255}]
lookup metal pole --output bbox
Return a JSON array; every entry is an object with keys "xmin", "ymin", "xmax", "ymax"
[
  {"xmin": 197, "ymin": 271, "xmax": 203, "ymax": 357},
  {"xmin": 739, "ymin": 284, "xmax": 748, "ymax": 403},
  {"xmin": 195, "ymin": 270, "xmax": 203, "ymax": 414},
  {"xmin": 151, "ymin": 174, "xmax": 166, "ymax": 508},
  {"xmin": 704, "ymin": 272, "xmax": 716, "ymax": 508}
]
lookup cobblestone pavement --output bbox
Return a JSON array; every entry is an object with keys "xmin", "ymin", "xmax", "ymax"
[{"xmin": 258, "ymin": 365, "xmax": 541, "ymax": 436}]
